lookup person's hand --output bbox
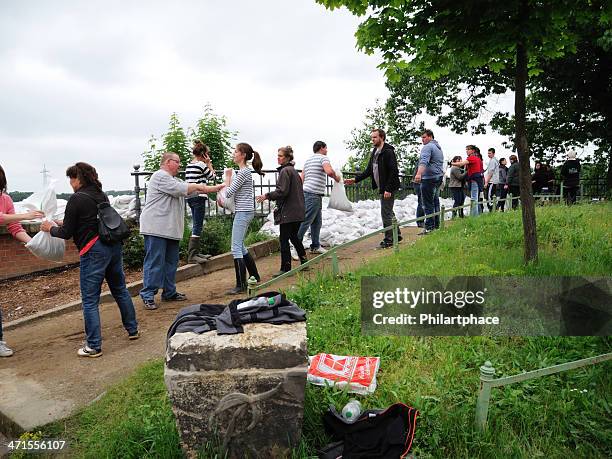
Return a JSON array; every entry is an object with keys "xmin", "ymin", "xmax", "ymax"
[
  {"xmin": 334, "ymin": 174, "xmax": 341, "ymax": 183},
  {"xmin": 504, "ymin": 185, "xmax": 508, "ymax": 190},
  {"xmin": 414, "ymin": 174, "xmax": 422, "ymax": 183},
  {"xmin": 40, "ymin": 220, "xmax": 54, "ymax": 232},
  {"xmin": 216, "ymin": 184, "xmax": 225, "ymax": 191},
  {"xmin": 23, "ymin": 210, "xmax": 44, "ymax": 220},
  {"xmin": 344, "ymin": 178, "xmax": 355, "ymax": 185},
  {"xmin": 383, "ymin": 191, "xmax": 392, "ymax": 199},
  {"xmin": 255, "ymin": 194, "xmax": 267, "ymax": 203}
]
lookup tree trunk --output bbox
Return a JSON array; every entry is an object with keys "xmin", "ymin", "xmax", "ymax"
[{"xmin": 515, "ymin": 0, "xmax": 538, "ymax": 263}]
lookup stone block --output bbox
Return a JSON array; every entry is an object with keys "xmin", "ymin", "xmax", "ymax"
[{"xmin": 164, "ymin": 322, "xmax": 308, "ymax": 458}]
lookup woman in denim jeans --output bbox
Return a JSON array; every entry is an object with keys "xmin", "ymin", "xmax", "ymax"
[
  {"xmin": 41, "ymin": 162, "xmax": 139, "ymax": 358},
  {"xmin": 185, "ymin": 141, "xmax": 216, "ymax": 263},
  {"xmin": 224, "ymin": 143, "xmax": 264, "ymax": 294}
]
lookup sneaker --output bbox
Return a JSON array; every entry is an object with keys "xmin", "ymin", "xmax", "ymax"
[
  {"xmin": 310, "ymin": 246, "xmax": 327, "ymax": 254},
  {"xmin": 378, "ymin": 241, "xmax": 393, "ymax": 249},
  {"xmin": 77, "ymin": 345, "xmax": 102, "ymax": 358},
  {"xmin": 128, "ymin": 330, "xmax": 140, "ymax": 340},
  {"xmin": 0, "ymin": 341, "xmax": 14, "ymax": 357},
  {"xmin": 417, "ymin": 229, "xmax": 431, "ymax": 236},
  {"xmin": 398, "ymin": 235, "xmax": 403, "ymax": 243},
  {"xmin": 142, "ymin": 298, "xmax": 158, "ymax": 310},
  {"xmin": 163, "ymin": 292, "xmax": 188, "ymax": 302},
  {"xmin": 290, "ymin": 247, "xmax": 299, "ymax": 261}
]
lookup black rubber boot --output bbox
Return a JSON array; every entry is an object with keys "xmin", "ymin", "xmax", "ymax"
[
  {"xmin": 187, "ymin": 237, "xmax": 209, "ymax": 264},
  {"xmin": 243, "ymin": 252, "xmax": 261, "ymax": 282},
  {"xmin": 227, "ymin": 259, "xmax": 247, "ymax": 295},
  {"xmin": 299, "ymin": 256, "xmax": 310, "ymax": 271}
]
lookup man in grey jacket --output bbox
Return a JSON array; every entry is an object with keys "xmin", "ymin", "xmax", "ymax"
[
  {"xmin": 414, "ymin": 129, "xmax": 445, "ymax": 233},
  {"xmin": 139, "ymin": 152, "xmax": 223, "ymax": 310}
]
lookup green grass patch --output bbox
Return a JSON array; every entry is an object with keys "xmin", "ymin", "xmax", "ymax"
[{"xmin": 39, "ymin": 203, "xmax": 611, "ymax": 458}]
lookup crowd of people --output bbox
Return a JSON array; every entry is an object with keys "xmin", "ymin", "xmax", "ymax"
[{"xmin": 0, "ymin": 132, "xmax": 583, "ymax": 358}]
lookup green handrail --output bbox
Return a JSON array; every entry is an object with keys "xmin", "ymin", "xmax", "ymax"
[{"xmin": 248, "ymin": 192, "xmax": 564, "ymax": 295}]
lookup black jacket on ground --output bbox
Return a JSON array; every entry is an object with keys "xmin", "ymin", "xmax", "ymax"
[
  {"xmin": 50, "ymin": 184, "xmax": 108, "ymax": 250},
  {"xmin": 354, "ymin": 143, "xmax": 401, "ymax": 194}
]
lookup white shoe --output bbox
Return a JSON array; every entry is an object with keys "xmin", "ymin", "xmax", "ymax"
[
  {"xmin": 310, "ymin": 246, "xmax": 327, "ymax": 254},
  {"xmin": 290, "ymin": 247, "xmax": 299, "ymax": 261},
  {"xmin": 0, "ymin": 341, "xmax": 14, "ymax": 357}
]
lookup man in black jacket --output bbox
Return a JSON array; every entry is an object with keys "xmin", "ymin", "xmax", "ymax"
[
  {"xmin": 560, "ymin": 150, "xmax": 581, "ymax": 205},
  {"xmin": 346, "ymin": 129, "xmax": 401, "ymax": 248}
]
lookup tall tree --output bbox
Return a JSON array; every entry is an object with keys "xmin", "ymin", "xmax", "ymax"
[
  {"xmin": 344, "ymin": 99, "xmax": 420, "ymax": 174},
  {"xmin": 316, "ymin": 0, "xmax": 610, "ymax": 263},
  {"xmin": 142, "ymin": 113, "xmax": 189, "ymax": 172},
  {"xmin": 190, "ymin": 103, "xmax": 236, "ymax": 171}
]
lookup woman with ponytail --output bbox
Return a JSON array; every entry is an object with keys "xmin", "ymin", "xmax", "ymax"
[{"xmin": 223, "ymin": 143, "xmax": 263, "ymax": 294}]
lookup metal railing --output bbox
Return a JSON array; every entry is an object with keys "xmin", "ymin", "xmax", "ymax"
[
  {"xmin": 246, "ymin": 190, "xmax": 566, "ymax": 295},
  {"xmin": 475, "ymin": 353, "xmax": 612, "ymax": 431}
]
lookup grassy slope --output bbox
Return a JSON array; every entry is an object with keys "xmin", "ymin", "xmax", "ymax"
[{"xmin": 40, "ymin": 203, "xmax": 611, "ymax": 458}]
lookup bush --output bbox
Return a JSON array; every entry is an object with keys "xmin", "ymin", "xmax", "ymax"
[{"xmin": 123, "ymin": 229, "xmax": 145, "ymax": 269}]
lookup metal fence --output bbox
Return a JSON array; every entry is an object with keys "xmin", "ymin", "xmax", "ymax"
[
  {"xmin": 131, "ymin": 165, "xmax": 608, "ymax": 222},
  {"xmin": 130, "ymin": 166, "xmax": 423, "ymax": 221}
]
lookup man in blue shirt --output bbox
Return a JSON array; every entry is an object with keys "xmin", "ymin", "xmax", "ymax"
[{"xmin": 413, "ymin": 129, "xmax": 445, "ymax": 234}]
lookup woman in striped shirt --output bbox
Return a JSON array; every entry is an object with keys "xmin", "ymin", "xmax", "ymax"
[
  {"xmin": 185, "ymin": 141, "xmax": 216, "ymax": 263},
  {"xmin": 224, "ymin": 142, "xmax": 264, "ymax": 294}
]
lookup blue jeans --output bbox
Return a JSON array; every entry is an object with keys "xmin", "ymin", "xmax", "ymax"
[
  {"xmin": 140, "ymin": 235, "xmax": 180, "ymax": 301},
  {"xmin": 232, "ymin": 211, "xmax": 254, "ymax": 259},
  {"xmin": 298, "ymin": 192, "xmax": 323, "ymax": 250},
  {"xmin": 80, "ymin": 240, "xmax": 138, "ymax": 350},
  {"xmin": 413, "ymin": 183, "xmax": 425, "ymax": 227},
  {"xmin": 470, "ymin": 181, "xmax": 481, "ymax": 217},
  {"xmin": 420, "ymin": 177, "xmax": 442, "ymax": 231},
  {"xmin": 451, "ymin": 187, "xmax": 465, "ymax": 217},
  {"xmin": 187, "ymin": 196, "xmax": 207, "ymax": 237}
]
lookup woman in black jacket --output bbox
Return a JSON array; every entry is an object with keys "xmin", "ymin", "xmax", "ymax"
[{"xmin": 256, "ymin": 146, "xmax": 307, "ymax": 276}]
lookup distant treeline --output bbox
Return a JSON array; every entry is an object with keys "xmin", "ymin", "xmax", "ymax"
[{"xmin": 9, "ymin": 190, "xmax": 133, "ymax": 202}]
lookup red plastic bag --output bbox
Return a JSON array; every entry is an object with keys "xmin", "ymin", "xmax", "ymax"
[{"xmin": 307, "ymin": 353, "xmax": 380, "ymax": 395}]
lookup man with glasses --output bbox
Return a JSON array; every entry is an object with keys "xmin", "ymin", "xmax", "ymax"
[{"xmin": 139, "ymin": 152, "xmax": 223, "ymax": 310}]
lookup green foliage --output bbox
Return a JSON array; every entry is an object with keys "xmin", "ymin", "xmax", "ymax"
[
  {"xmin": 143, "ymin": 113, "xmax": 190, "ymax": 172},
  {"xmin": 190, "ymin": 103, "xmax": 236, "ymax": 171},
  {"xmin": 8, "ymin": 191, "xmax": 33, "ymax": 202},
  {"xmin": 142, "ymin": 105, "xmax": 236, "ymax": 173},
  {"xmin": 344, "ymin": 99, "xmax": 420, "ymax": 174},
  {"xmin": 195, "ymin": 215, "xmax": 233, "ymax": 256},
  {"xmin": 122, "ymin": 229, "xmax": 145, "ymax": 269},
  {"xmin": 41, "ymin": 360, "xmax": 181, "ymax": 458}
]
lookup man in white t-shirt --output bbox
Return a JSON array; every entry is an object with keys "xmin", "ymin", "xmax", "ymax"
[
  {"xmin": 297, "ymin": 141, "xmax": 340, "ymax": 254},
  {"xmin": 484, "ymin": 147, "xmax": 500, "ymax": 212}
]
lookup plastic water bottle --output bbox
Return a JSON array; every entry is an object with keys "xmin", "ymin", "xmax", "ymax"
[{"xmin": 341, "ymin": 399, "xmax": 362, "ymax": 423}]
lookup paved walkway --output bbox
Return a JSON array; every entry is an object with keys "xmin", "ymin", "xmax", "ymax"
[{"xmin": 0, "ymin": 228, "xmax": 419, "ymax": 435}]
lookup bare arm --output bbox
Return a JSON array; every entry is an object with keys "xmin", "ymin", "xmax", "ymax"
[
  {"xmin": 0, "ymin": 210, "xmax": 44, "ymax": 223},
  {"xmin": 323, "ymin": 163, "xmax": 340, "ymax": 182}
]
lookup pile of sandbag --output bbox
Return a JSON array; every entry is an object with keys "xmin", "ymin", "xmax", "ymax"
[{"xmin": 260, "ymin": 194, "xmax": 454, "ymax": 247}]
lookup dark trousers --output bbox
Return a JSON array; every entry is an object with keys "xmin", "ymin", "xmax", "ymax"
[
  {"xmin": 450, "ymin": 187, "xmax": 465, "ymax": 217},
  {"xmin": 381, "ymin": 193, "xmax": 400, "ymax": 243},
  {"xmin": 496, "ymin": 186, "xmax": 508, "ymax": 211},
  {"xmin": 509, "ymin": 185, "xmax": 520, "ymax": 209},
  {"xmin": 413, "ymin": 183, "xmax": 425, "ymax": 227},
  {"xmin": 280, "ymin": 221, "xmax": 306, "ymax": 272},
  {"xmin": 565, "ymin": 186, "xmax": 578, "ymax": 205},
  {"xmin": 421, "ymin": 177, "xmax": 442, "ymax": 230}
]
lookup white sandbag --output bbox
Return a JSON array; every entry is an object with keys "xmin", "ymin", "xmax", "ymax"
[
  {"xmin": 26, "ymin": 220, "xmax": 65, "ymax": 262},
  {"xmin": 216, "ymin": 169, "xmax": 236, "ymax": 212},
  {"xmin": 328, "ymin": 176, "xmax": 353, "ymax": 212}
]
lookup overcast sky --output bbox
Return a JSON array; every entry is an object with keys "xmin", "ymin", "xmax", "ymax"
[{"xmin": 1, "ymin": 0, "xmax": 511, "ymax": 194}]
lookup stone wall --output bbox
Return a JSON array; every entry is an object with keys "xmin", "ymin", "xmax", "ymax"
[
  {"xmin": 165, "ymin": 322, "xmax": 308, "ymax": 458},
  {"xmin": 0, "ymin": 223, "xmax": 80, "ymax": 280}
]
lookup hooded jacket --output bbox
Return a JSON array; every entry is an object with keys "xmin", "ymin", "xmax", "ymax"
[{"xmin": 419, "ymin": 140, "xmax": 445, "ymax": 179}]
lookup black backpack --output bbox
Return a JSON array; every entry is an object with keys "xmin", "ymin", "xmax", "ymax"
[{"xmin": 78, "ymin": 192, "xmax": 130, "ymax": 244}]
